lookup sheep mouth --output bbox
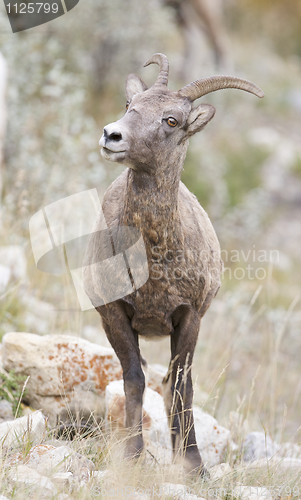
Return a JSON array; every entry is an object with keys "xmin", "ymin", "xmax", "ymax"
[
  {"xmin": 102, "ymin": 146, "xmax": 126, "ymax": 154},
  {"xmin": 101, "ymin": 147, "xmax": 127, "ymax": 162}
]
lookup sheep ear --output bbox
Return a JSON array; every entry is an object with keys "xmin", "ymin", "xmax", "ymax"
[
  {"xmin": 125, "ymin": 74, "xmax": 148, "ymax": 101},
  {"xmin": 186, "ymin": 104, "xmax": 216, "ymax": 137}
]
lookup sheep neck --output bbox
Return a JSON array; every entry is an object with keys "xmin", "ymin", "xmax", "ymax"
[{"xmin": 124, "ymin": 164, "xmax": 183, "ymax": 247}]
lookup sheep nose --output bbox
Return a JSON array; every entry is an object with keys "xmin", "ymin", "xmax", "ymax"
[{"xmin": 103, "ymin": 127, "xmax": 122, "ymax": 143}]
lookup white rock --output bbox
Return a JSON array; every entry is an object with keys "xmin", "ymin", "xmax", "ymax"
[
  {"xmin": 233, "ymin": 486, "xmax": 273, "ymax": 500},
  {"xmin": 105, "ymin": 380, "xmax": 171, "ymax": 449},
  {"xmin": 210, "ymin": 462, "xmax": 232, "ymax": 480},
  {"xmin": 51, "ymin": 472, "xmax": 74, "ymax": 487},
  {"xmin": 2, "ymin": 332, "xmax": 123, "ymax": 424},
  {"xmin": 0, "ymin": 246, "xmax": 27, "ymax": 281},
  {"xmin": 0, "ymin": 399, "xmax": 13, "ymax": 420},
  {"xmin": 147, "ymin": 363, "xmax": 166, "ymax": 395},
  {"xmin": 105, "ymin": 382, "xmax": 230, "ymax": 465},
  {"xmin": 146, "ymin": 441, "xmax": 172, "ymax": 466},
  {"xmin": 10, "ymin": 443, "xmax": 94, "ymax": 478},
  {"xmin": 143, "ymin": 385, "xmax": 171, "ymax": 449},
  {"xmin": 193, "ymin": 407, "xmax": 231, "ymax": 467},
  {"xmin": 242, "ymin": 432, "xmax": 279, "ymax": 462},
  {"xmin": 7, "ymin": 465, "xmax": 57, "ymax": 498},
  {"xmin": 0, "ymin": 410, "xmax": 46, "ymax": 449}
]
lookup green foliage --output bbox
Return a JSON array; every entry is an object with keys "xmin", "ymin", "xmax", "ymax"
[
  {"xmin": 181, "ymin": 140, "xmax": 269, "ymax": 214},
  {"xmin": 292, "ymin": 155, "xmax": 301, "ymax": 179},
  {"xmin": 223, "ymin": 142, "xmax": 269, "ymax": 208},
  {"xmin": 181, "ymin": 151, "xmax": 213, "ymax": 210},
  {"xmin": 0, "ymin": 293, "xmax": 26, "ymax": 341},
  {"xmin": 0, "ymin": 369, "xmax": 27, "ymax": 418}
]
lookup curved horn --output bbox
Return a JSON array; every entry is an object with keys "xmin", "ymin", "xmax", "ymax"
[
  {"xmin": 143, "ymin": 53, "xmax": 169, "ymax": 88},
  {"xmin": 179, "ymin": 75, "xmax": 264, "ymax": 101}
]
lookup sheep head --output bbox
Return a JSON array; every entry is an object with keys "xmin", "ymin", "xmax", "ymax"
[{"xmin": 99, "ymin": 53, "xmax": 264, "ymax": 174}]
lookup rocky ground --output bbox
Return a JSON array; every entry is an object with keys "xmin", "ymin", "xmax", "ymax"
[{"xmin": 0, "ymin": 331, "xmax": 301, "ymax": 499}]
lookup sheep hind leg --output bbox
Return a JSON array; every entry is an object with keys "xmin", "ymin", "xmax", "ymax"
[
  {"xmin": 163, "ymin": 306, "xmax": 207, "ymax": 476},
  {"xmin": 163, "ymin": 364, "xmax": 181, "ymax": 457}
]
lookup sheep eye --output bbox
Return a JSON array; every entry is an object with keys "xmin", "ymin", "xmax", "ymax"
[
  {"xmin": 126, "ymin": 101, "xmax": 130, "ymax": 111},
  {"xmin": 166, "ymin": 117, "xmax": 178, "ymax": 127}
]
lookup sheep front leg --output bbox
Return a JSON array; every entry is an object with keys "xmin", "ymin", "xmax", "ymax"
[
  {"xmin": 163, "ymin": 306, "xmax": 206, "ymax": 475},
  {"xmin": 123, "ymin": 361, "xmax": 145, "ymax": 457},
  {"xmin": 98, "ymin": 302, "xmax": 145, "ymax": 458}
]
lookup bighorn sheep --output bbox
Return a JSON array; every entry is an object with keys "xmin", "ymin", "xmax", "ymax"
[{"xmin": 83, "ymin": 53, "xmax": 263, "ymax": 474}]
